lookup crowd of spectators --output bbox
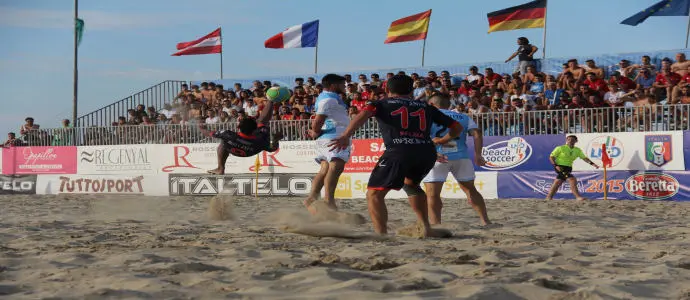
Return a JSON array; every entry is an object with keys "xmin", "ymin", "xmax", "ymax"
[{"xmin": 6, "ymin": 43, "xmax": 690, "ymax": 146}]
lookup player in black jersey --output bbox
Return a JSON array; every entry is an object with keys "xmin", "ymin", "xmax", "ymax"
[
  {"xmin": 329, "ymin": 75, "xmax": 462, "ymax": 237},
  {"xmin": 199, "ymin": 99, "xmax": 282, "ymax": 175}
]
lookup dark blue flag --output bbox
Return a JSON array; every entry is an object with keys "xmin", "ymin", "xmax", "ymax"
[{"xmin": 621, "ymin": 0, "xmax": 690, "ymax": 26}]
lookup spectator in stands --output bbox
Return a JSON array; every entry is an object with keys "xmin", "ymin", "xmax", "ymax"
[
  {"xmin": 585, "ymin": 59, "xmax": 605, "ymax": 79},
  {"xmin": 609, "ymin": 72, "xmax": 636, "ymax": 91},
  {"xmin": 369, "ymin": 73, "xmax": 382, "ymax": 88},
  {"xmin": 505, "ymin": 37, "xmax": 538, "ymax": 75},
  {"xmin": 466, "ymin": 66, "xmax": 484, "ymax": 89},
  {"xmin": 20, "ymin": 117, "xmax": 39, "ymax": 136},
  {"xmin": 3, "ymin": 132, "xmax": 24, "ymax": 147},
  {"xmin": 205, "ymin": 110, "xmax": 220, "ymax": 124},
  {"xmin": 635, "ymin": 69, "xmax": 656, "ymax": 90},
  {"xmin": 654, "ymin": 67, "xmax": 681, "ymax": 102},
  {"xmin": 357, "ymin": 74, "xmax": 369, "ymax": 92},
  {"xmin": 630, "ymin": 55, "xmax": 657, "ymax": 76},
  {"xmin": 350, "ymin": 92, "xmax": 367, "ymax": 112},
  {"xmin": 52, "ymin": 119, "xmax": 73, "ymax": 146},
  {"xmin": 584, "ymin": 72, "xmax": 609, "ymax": 95}
]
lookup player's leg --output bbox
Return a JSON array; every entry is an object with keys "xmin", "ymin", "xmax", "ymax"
[
  {"xmin": 256, "ymin": 100, "xmax": 274, "ymax": 125},
  {"xmin": 567, "ymin": 175, "xmax": 587, "ymax": 201},
  {"xmin": 304, "ymin": 160, "xmax": 329, "ymax": 214},
  {"xmin": 208, "ymin": 143, "xmax": 229, "ymax": 175},
  {"xmin": 323, "ymin": 158, "xmax": 346, "ymax": 210},
  {"xmin": 421, "ymin": 161, "xmax": 450, "ymax": 225},
  {"xmin": 404, "ymin": 153, "xmax": 439, "ymax": 237},
  {"xmin": 453, "ymin": 159, "xmax": 491, "ymax": 225},
  {"xmin": 546, "ymin": 165, "xmax": 568, "ymax": 200},
  {"xmin": 365, "ymin": 152, "xmax": 402, "ymax": 235}
]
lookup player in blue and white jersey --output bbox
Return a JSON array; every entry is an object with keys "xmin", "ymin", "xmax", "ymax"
[
  {"xmin": 305, "ymin": 74, "xmax": 352, "ymax": 215},
  {"xmin": 423, "ymin": 93, "xmax": 491, "ymax": 226}
]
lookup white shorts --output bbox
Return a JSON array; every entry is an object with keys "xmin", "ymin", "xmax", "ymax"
[
  {"xmin": 314, "ymin": 139, "xmax": 351, "ymax": 163},
  {"xmin": 422, "ymin": 159, "xmax": 476, "ymax": 183}
]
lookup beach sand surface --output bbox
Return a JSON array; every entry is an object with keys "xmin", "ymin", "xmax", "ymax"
[{"xmin": 1, "ymin": 195, "xmax": 690, "ymax": 299}]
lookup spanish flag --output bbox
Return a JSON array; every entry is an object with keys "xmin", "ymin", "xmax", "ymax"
[
  {"xmin": 487, "ymin": 0, "xmax": 546, "ymax": 33},
  {"xmin": 385, "ymin": 10, "xmax": 432, "ymax": 44}
]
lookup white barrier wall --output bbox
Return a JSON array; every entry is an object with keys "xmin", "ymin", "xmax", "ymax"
[{"xmin": 4, "ymin": 131, "xmax": 685, "ymax": 199}]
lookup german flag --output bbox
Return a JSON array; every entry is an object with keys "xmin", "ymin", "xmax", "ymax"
[
  {"xmin": 487, "ymin": 0, "xmax": 546, "ymax": 33},
  {"xmin": 385, "ymin": 10, "xmax": 432, "ymax": 44}
]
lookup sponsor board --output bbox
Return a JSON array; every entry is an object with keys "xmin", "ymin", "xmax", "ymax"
[
  {"xmin": 156, "ymin": 142, "xmax": 318, "ymax": 174},
  {"xmin": 0, "ymin": 174, "xmax": 37, "ymax": 195},
  {"xmin": 0, "ymin": 150, "xmax": 3, "ymax": 174},
  {"xmin": 36, "ymin": 175, "xmax": 168, "ymax": 196},
  {"xmin": 480, "ymin": 137, "xmax": 533, "ymax": 170},
  {"xmin": 168, "ymin": 173, "xmax": 315, "ymax": 196},
  {"xmin": 345, "ymin": 139, "xmax": 386, "ymax": 173},
  {"xmin": 497, "ymin": 171, "xmax": 690, "ymax": 201},
  {"xmin": 573, "ymin": 131, "xmax": 684, "ymax": 171},
  {"xmin": 78, "ymin": 145, "xmax": 157, "ymax": 174},
  {"xmin": 332, "ymin": 172, "xmax": 498, "ymax": 200},
  {"xmin": 2, "ymin": 146, "xmax": 77, "ymax": 174}
]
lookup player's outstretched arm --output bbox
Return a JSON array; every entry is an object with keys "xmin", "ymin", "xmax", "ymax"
[
  {"xmin": 328, "ymin": 110, "xmax": 374, "ymax": 151},
  {"xmin": 197, "ymin": 123, "xmax": 215, "ymax": 138},
  {"xmin": 256, "ymin": 100, "xmax": 273, "ymax": 126}
]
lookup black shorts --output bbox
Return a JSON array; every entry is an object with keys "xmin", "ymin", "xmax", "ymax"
[
  {"xmin": 554, "ymin": 165, "xmax": 574, "ymax": 180},
  {"xmin": 367, "ymin": 150, "xmax": 437, "ymax": 191}
]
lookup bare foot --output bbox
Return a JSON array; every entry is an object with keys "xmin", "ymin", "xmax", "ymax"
[
  {"xmin": 303, "ymin": 197, "xmax": 318, "ymax": 215},
  {"xmin": 545, "ymin": 197, "xmax": 553, "ymax": 201},
  {"xmin": 576, "ymin": 197, "xmax": 588, "ymax": 201},
  {"xmin": 207, "ymin": 168, "xmax": 224, "ymax": 175}
]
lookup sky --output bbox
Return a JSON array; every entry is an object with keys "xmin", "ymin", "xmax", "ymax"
[{"xmin": 0, "ymin": 0, "xmax": 688, "ymax": 135}]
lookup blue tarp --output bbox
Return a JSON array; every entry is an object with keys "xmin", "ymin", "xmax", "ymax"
[{"xmin": 192, "ymin": 48, "xmax": 690, "ymax": 88}]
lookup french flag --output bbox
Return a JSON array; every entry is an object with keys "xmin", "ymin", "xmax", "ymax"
[{"xmin": 264, "ymin": 20, "xmax": 319, "ymax": 49}]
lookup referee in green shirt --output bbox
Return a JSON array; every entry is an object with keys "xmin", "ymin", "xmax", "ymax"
[{"xmin": 546, "ymin": 135, "xmax": 599, "ymax": 201}]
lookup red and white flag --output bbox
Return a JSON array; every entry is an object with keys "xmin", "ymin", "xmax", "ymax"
[{"xmin": 171, "ymin": 28, "xmax": 222, "ymax": 56}]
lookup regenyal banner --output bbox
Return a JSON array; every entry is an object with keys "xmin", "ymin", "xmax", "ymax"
[{"xmin": 497, "ymin": 171, "xmax": 690, "ymax": 201}]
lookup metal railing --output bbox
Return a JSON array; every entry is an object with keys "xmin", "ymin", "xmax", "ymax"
[
  {"xmin": 76, "ymin": 80, "xmax": 188, "ymax": 128},
  {"xmin": 10, "ymin": 105, "xmax": 690, "ymax": 147}
]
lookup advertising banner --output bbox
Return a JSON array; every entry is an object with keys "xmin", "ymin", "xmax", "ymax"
[
  {"xmin": 333, "ymin": 172, "xmax": 498, "ymax": 200},
  {"xmin": 345, "ymin": 139, "xmax": 386, "ymax": 173},
  {"xmin": 36, "ymin": 174, "xmax": 168, "ymax": 196},
  {"xmin": 684, "ymin": 131, "xmax": 690, "ymax": 170},
  {"xmin": 156, "ymin": 142, "xmax": 318, "ymax": 174},
  {"xmin": 497, "ymin": 170, "xmax": 690, "ymax": 201},
  {"xmin": 0, "ymin": 150, "xmax": 3, "ymax": 174},
  {"xmin": 77, "ymin": 145, "xmax": 158, "ymax": 174},
  {"xmin": 2, "ymin": 146, "xmax": 77, "ymax": 175},
  {"xmin": 168, "ymin": 173, "xmax": 315, "ymax": 196},
  {"xmin": 572, "ymin": 131, "xmax": 685, "ymax": 171},
  {"xmin": 0, "ymin": 174, "xmax": 37, "ymax": 195}
]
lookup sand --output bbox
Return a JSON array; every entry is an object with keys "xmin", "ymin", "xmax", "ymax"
[{"xmin": 1, "ymin": 195, "xmax": 690, "ymax": 299}]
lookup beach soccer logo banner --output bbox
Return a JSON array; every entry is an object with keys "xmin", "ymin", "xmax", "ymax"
[
  {"xmin": 645, "ymin": 135, "xmax": 672, "ymax": 167},
  {"xmin": 480, "ymin": 137, "xmax": 532, "ymax": 170},
  {"xmin": 168, "ymin": 173, "xmax": 314, "ymax": 196}
]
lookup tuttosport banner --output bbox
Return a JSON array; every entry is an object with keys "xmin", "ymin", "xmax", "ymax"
[
  {"xmin": 497, "ymin": 171, "xmax": 690, "ymax": 201},
  {"xmin": 36, "ymin": 174, "xmax": 168, "ymax": 196},
  {"xmin": 168, "ymin": 173, "xmax": 315, "ymax": 196},
  {"xmin": 571, "ymin": 131, "xmax": 684, "ymax": 171},
  {"xmin": 0, "ymin": 174, "xmax": 37, "ymax": 195},
  {"xmin": 155, "ymin": 142, "xmax": 319, "ymax": 174},
  {"xmin": 333, "ymin": 172, "xmax": 498, "ymax": 200},
  {"xmin": 77, "ymin": 145, "xmax": 158, "ymax": 175},
  {"xmin": 2, "ymin": 146, "xmax": 77, "ymax": 175}
]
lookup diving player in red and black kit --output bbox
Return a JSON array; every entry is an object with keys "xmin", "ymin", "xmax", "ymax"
[
  {"xmin": 329, "ymin": 75, "xmax": 462, "ymax": 237},
  {"xmin": 199, "ymin": 98, "xmax": 283, "ymax": 175}
]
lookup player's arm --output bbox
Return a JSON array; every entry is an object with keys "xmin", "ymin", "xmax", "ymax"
[
  {"xmin": 429, "ymin": 106, "xmax": 462, "ymax": 145},
  {"xmin": 467, "ymin": 119, "xmax": 484, "ymax": 165},
  {"xmin": 309, "ymin": 99, "xmax": 332, "ymax": 139},
  {"xmin": 197, "ymin": 123, "xmax": 217, "ymax": 138},
  {"xmin": 256, "ymin": 99, "xmax": 273, "ymax": 126},
  {"xmin": 579, "ymin": 149, "xmax": 599, "ymax": 168},
  {"xmin": 327, "ymin": 102, "xmax": 376, "ymax": 151}
]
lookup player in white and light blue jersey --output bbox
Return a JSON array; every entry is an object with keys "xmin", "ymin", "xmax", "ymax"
[
  {"xmin": 304, "ymin": 74, "xmax": 359, "ymax": 219},
  {"xmin": 423, "ymin": 94, "xmax": 492, "ymax": 226}
]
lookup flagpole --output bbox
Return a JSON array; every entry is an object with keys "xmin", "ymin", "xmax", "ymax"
[
  {"xmin": 542, "ymin": 0, "xmax": 548, "ymax": 59},
  {"xmin": 219, "ymin": 28, "xmax": 224, "ymax": 79},
  {"xmin": 314, "ymin": 43, "xmax": 319, "ymax": 74},
  {"xmin": 603, "ymin": 165, "xmax": 608, "ymax": 200},
  {"xmin": 685, "ymin": 6, "xmax": 690, "ymax": 48},
  {"xmin": 421, "ymin": 39, "xmax": 427, "ymax": 67},
  {"xmin": 72, "ymin": 0, "xmax": 78, "ymax": 128}
]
